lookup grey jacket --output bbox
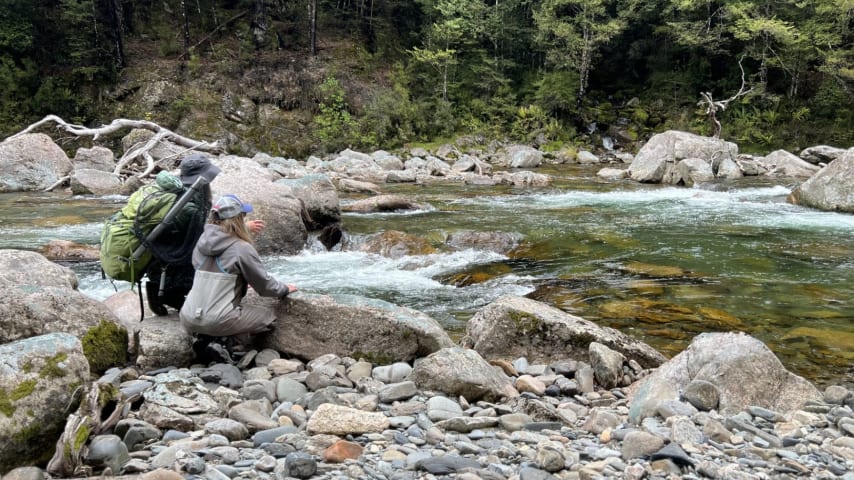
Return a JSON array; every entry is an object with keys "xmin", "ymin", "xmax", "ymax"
[{"xmin": 179, "ymin": 224, "xmax": 289, "ymax": 333}]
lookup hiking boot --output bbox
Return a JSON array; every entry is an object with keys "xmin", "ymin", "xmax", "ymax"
[
  {"xmin": 148, "ymin": 298, "xmax": 168, "ymax": 316},
  {"xmin": 205, "ymin": 342, "xmax": 233, "ymax": 364},
  {"xmin": 146, "ymin": 282, "xmax": 169, "ymax": 316}
]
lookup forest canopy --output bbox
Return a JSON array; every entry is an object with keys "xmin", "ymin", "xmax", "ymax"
[{"xmin": 1, "ymin": 0, "xmax": 852, "ymax": 155}]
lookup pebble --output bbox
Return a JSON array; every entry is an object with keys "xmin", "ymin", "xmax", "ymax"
[{"xmin": 22, "ymin": 354, "xmax": 854, "ymax": 480}]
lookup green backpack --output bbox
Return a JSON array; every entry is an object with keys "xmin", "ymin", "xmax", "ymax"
[{"xmin": 99, "ymin": 171, "xmax": 184, "ymax": 283}]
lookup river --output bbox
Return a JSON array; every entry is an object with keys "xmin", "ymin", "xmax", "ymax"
[{"xmin": 1, "ymin": 164, "xmax": 852, "ymax": 387}]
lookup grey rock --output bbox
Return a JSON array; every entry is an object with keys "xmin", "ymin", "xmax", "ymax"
[
  {"xmin": 284, "ymin": 452, "xmax": 317, "ymax": 479},
  {"xmin": 415, "ymin": 455, "xmax": 482, "ymax": 474},
  {"xmin": 276, "ymin": 378, "xmax": 308, "ymax": 403},
  {"xmin": 0, "ymin": 133, "xmax": 72, "ymax": 192},
  {"xmin": 85, "ymin": 434, "xmax": 130, "ymax": 474},
  {"xmin": 204, "ymin": 419, "xmax": 250, "ymax": 441},
  {"xmin": 589, "ymin": 342, "xmax": 625, "ymax": 389},
  {"xmin": 264, "ymin": 292, "xmax": 454, "ymax": 363},
  {"xmin": 649, "ymin": 442, "xmax": 695, "ymax": 466},
  {"xmin": 683, "ymin": 379, "xmax": 720, "ymax": 411},
  {"xmin": 466, "ymin": 295, "xmax": 665, "ymax": 369},
  {"xmin": 622, "ymin": 431, "xmax": 665, "ymax": 459},
  {"xmin": 657, "ymin": 400, "xmax": 699, "ymax": 419},
  {"xmin": 629, "ymin": 332, "xmax": 820, "ymax": 417},
  {"xmin": 252, "ymin": 426, "xmax": 299, "ymax": 447},
  {"xmin": 0, "ymin": 333, "xmax": 90, "ymax": 472},
  {"xmin": 410, "ymin": 347, "xmax": 518, "ymax": 402},
  {"xmin": 1, "ymin": 467, "xmax": 46, "ymax": 480}
]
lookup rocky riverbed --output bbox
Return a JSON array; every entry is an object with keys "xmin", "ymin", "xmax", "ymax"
[{"xmin": 3, "ymin": 342, "xmax": 852, "ymax": 480}]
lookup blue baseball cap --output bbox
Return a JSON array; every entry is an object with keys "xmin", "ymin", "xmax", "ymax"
[{"xmin": 211, "ymin": 194, "xmax": 253, "ymax": 219}]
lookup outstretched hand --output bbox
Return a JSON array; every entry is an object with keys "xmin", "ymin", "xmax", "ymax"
[
  {"xmin": 246, "ymin": 219, "xmax": 266, "ymax": 235},
  {"xmin": 280, "ymin": 284, "xmax": 298, "ymax": 300}
]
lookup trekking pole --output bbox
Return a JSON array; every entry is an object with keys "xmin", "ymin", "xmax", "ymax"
[{"xmin": 131, "ymin": 176, "xmax": 210, "ymax": 262}]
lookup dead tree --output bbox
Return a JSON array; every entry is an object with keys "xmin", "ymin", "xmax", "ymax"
[
  {"xmin": 9, "ymin": 115, "xmax": 223, "ymax": 180},
  {"xmin": 697, "ymin": 55, "xmax": 754, "ymax": 138}
]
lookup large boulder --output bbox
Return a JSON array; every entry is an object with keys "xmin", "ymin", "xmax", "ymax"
[
  {"xmin": 210, "ymin": 155, "xmax": 307, "ymax": 255},
  {"xmin": 496, "ymin": 145, "xmax": 544, "ymax": 168},
  {"xmin": 787, "ymin": 148, "xmax": 854, "ymax": 213},
  {"xmin": 263, "ymin": 293, "xmax": 455, "ymax": 364},
  {"xmin": 0, "ymin": 250, "xmax": 129, "ymax": 342},
  {"xmin": 70, "ymin": 168, "xmax": 123, "ymax": 195},
  {"xmin": 409, "ymin": 347, "xmax": 519, "ymax": 402},
  {"xmin": 760, "ymin": 150, "xmax": 821, "ymax": 178},
  {"xmin": 121, "ymin": 129, "xmax": 185, "ymax": 166},
  {"xmin": 275, "ymin": 173, "xmax": 341, "ymax": 228},
  {"xmin": 0, "ymin": 249, "xmax": 78, "ymax": 288},
  {"xmin": 799, "ymin": 145, "xmax": 847, "ymax": 165},
  {"xmin": 0, "ymin": 333, "xmax": 90, "ymax": 472},
  {"xmin": 465, "ymin": 295, "xmax": 666, "ymax": 369},
  {"xmin": 628, "ymin": 131, "xmax": 737, "ymax": 184},
  {"xmin": 0, "ymin": 133, "xmax": 73, "ymax": 192},
  {"xmin": 628, "ymin": 332, "xmax": 821, "ymax": 422},
  {"xmin": 72, "ymin": 146, "xmax": 116, "ymax": 172},
  {"xmin": 358, "ymin": 230, "xmax": 438, "ymax": 258}
]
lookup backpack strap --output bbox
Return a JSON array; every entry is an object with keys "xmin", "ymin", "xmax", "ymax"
[{"xmin": 136, "ymin": 277, "xmax": 145, "ymax": 323}]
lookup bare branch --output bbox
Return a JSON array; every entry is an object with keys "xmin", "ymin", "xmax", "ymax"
[
  {"xmin": 44, "ymin": 175, "xmax": 71, "ymax": 193},
  {"xmin": 9, "ymin": 115, "xmax": 224, "ymax": 180},
  {"xmin": 697, "ymin": 55, "xmax": 754, "ymax": 138}
]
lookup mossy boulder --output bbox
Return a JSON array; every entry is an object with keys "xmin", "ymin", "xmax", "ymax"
[
  {"xmin": 81, "ymin": 320, "xmax": 129, "ymax": 375},
  {"xmin": 0, "ymin": 250, "xmax": 133, "ymax": 347},
  {"xmin": 0, "ymin": 333, "xmax": 90, "ymax": 472}
]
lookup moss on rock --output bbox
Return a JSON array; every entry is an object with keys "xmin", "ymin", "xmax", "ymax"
[
  {"xmin": 39, "ymin": 352, "xmax": 69, "ymax": 378},
  {"xmin": 508, "ymin": 310, "xmax": 542, "ymax": 334},
  {"xmin": 81, "ymin": 319, "xmax": 129, "ymax": 374}
]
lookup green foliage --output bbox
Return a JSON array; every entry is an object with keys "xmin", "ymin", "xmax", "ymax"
[
  {"xmin": 412, "ymin": 98, "xmax": 457, "ymax": 140},
  {"xmin": 32, "ymin": 77, "xmax": 90, "ymax": 124},
  {"xmin": 0, "ymin": 0, "xmax": 36, "ymax": 53},
  {"xmin": 355, "ymin": 65, "xmax": 417, "ymax": 148},
  {"xmin": 811, "ymin": 79, "xmax": 849, "ymax": 119},
  {"xmin": 314, "ymin": 76, "xmax": 355, "ymax": 152},
  {"xmin": 534, "ymin": 70, "xmax": 579, "ymax": 119}
]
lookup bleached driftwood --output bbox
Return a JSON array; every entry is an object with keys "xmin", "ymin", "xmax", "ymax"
[
  {"xmin": 46, "ymin": 374, "xmax": 140, "ymax": 478},
  {"xmin": 10, "ymin": 115, "xmax": 223, "ymax": 179},
  {"xmin": 697, "ymin": 56, "xmax": 754, "ymax": 138}
]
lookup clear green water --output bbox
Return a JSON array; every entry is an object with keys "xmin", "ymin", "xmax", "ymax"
[{"xmin": 1, "ymin": 165, "xmax": 852, "ymax": 387}]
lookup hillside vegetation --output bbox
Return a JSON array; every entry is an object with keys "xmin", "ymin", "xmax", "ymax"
[{"xmin": 1, "ymin": 0, "xmax": 852, "ymax": 157}]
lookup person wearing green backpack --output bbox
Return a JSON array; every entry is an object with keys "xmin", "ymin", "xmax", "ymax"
[{"xmin": 143, "ymin": 154, "xmax": 221, "ymax": 315}]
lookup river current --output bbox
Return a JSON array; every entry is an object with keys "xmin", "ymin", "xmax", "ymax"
[{"xmin": 1, "ymin": 165, "xmax": 851, "ymax": 387}]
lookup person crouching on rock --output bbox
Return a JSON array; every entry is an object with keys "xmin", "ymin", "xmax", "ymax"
[{"xmin": 180, "ymin": 194, "xmax": 297, "ymax": 363}]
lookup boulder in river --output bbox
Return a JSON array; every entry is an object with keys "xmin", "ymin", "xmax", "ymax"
[
  {"xmin": 787, "ymin": 147, "xmax": 854, "ymax": 213},
  {"xmin": 0, "ymin": 133, "xmax": 72, "ymax": 192}
]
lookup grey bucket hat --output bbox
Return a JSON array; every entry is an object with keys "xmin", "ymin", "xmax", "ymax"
[{"xmin": 179, "ymin": 153, "xmax": 221, "ymax": 185}]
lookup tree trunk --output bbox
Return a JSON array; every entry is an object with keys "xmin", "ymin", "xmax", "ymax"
[
  {"xmin": 577, "ymin": 27, "xmax": 592, "ymax": 107},
  {"xmin": 180, "ymin": 0, "xmax": 191, "ymax": 57},
  {"xmin": 106, "ymin": 0, "xmax": 126, "ymax": 68},
  {"xmin": 309, "ymin": 0, "xmax": 318, "ymax": 56},
  {"xmin": 252, "ymin": 0, "xmax": 267, "ymax": 48}
]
